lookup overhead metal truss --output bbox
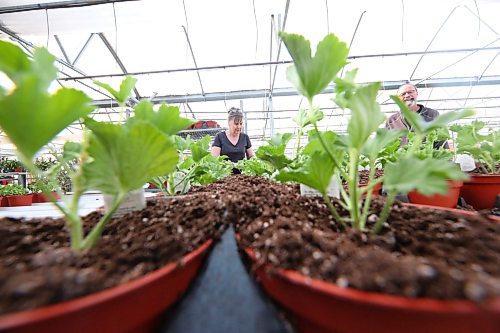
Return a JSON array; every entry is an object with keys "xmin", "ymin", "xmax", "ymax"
[
  {"xmin": 89, "ymin": 75, "xmax": 500, "ymax": 108},
  {"xmin": 0, "ymin": 0, "xmax": 140, "ymax": 14}
]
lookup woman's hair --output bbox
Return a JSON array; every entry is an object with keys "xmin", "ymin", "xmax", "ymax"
[{"xmin": 228, "ymin": 107, "xmax": 243, "ymax": 123}]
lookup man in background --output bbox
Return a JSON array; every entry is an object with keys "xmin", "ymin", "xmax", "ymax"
[{"xmin": 386, "ymin": 82, "xmax": 448, "ymax": 148}]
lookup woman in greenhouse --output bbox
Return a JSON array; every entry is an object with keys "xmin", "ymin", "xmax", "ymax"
[{"xmin": 211, "ymin": 107, "xmax": 254, "ymax": 174}]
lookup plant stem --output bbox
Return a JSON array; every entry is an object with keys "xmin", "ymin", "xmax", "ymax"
[
  {"xmin": 359, "ymin": 159, "xmax": 377, "ymax": 230},
  {"xmin": 312, "ymin": 122, "xmax": 349, "ymax": 181},
  {"xmin": 322, "ymin": 191, "xmax": 346, "ymax": 229},
  {"xmin": 81, "ymin": 191, "xmax": 126, "ymax": 250},
  {"xmin": 372, "ymin": 190, "xmax": 397, "ymax": 234},
  {"xmin": 348, "ymin": 148, "xmax": 361, "ymax": 229},
  {"xmin": 296, "ymin": 128, "xmax": 302, "ymax": 157}
]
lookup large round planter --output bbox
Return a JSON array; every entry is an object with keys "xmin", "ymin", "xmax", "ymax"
[
  {"xmin": 408, "ymin": 180, "xmax": 463, "ymax": 208},
  {"xmin": 460, "ymin": 174, "xmax": 500, "ymax": 210},
  {"xmin": 6, "ymin": 194, "xmax": 33, "ymax": 207},
  {"xmin": 242, "ymin": 211, "xmax": 500, "ymax": 333},
  {"xmin": 0, "ymin": 240, "xmax": 212, "ymax": 333}
]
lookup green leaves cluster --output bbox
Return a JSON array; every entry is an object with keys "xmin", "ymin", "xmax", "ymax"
[
  {"xmin": 0, "ymin": 41, "xmax": 190, "ymax": 251},
  {"xmin": 279, "ymin": 32, "xmax": 471, "ymax": 232},
  {"xmin": 450, "ymin": 120, "xmax": 499, "ymax": 174},
  {"xmin": 151, "ymin": 135, "xmax": 233, "ymax": 195},
  {"xmin": 0, "ymin": 183, "xmax": 29, "ymax": 196}
]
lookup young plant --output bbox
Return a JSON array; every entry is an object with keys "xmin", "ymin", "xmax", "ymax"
[
  {"xmin": 237, "ymin": 157, "xmax": 275, "ymax": 177},
  {"xmin": 28, "ymin": 177, "xmax": 59, "ymax": 194},
  {"xmin": 151, "ymin": 135, "xmax": 232, "ymax": 194},
  {"xmin": 0, "ymin": 41, "xmax": 190, "ymax": 251},
  {"xmin": 450, "ymin": 120, "xmax": 499, "ymax": 174},
  {"xmin": 0, "ymin": 183, "xmax": 30, "ymax": 196},
  {"xmin": 278, "ymin": 32, "xmax": 472, "ymax": 233}
]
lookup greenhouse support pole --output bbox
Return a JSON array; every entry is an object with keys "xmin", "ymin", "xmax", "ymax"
[
  {"xmin": 240, "ymin": 100, "xmax": 248, "ymax": 134},
  {"xmin": 269, "ymin": 96, "xmax": 274, "ymax": 136}
]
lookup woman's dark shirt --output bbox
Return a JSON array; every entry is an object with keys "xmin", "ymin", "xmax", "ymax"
[{"xmin": 212, "ymin": 131, "xmax": 252, "ymax": 163}]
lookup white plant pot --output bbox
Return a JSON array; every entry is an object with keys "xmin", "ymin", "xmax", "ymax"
[
  {"xmin": 300, "ymin": 177, "xmax": 340, "ymax": 198},
  {"xmin": 103, "ymin": 188, "xmax": 146, "ymax": 217}
]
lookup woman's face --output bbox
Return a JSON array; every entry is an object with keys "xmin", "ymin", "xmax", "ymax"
[{"xmin": 228, "ymin": 117, "xmax": 243, "ymax": 135}]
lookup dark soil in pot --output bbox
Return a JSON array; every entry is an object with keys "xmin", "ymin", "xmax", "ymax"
[
  {"xmin": 0, "ymin": 192, "xmax": 228, "ymax": 315},
  {"xmin": 227, "ymin": 176, "xmax": 500, "ymax": 302}
]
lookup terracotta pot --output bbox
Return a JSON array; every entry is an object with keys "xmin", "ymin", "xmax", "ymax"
[
  {"xmin": 461, "ymin": 174, "xmax": 500, "ymax": 210},
  {"xmin": 408, "ymin": 180, "xmax": 463, "ymax": 208},
  {"xmin": 0, "ymin": 240, "xmax": 212, "ymax": 333},
  {"xmin": 32, "ymin": 192, "xmax": 61, "ymax": 203},
  {"xmin": 241, "ymin": 212, "xmax": 500, "ymax": 333},
  {"xmin": 6, "ymin": 194, "xmax": 33, "ymax": 207},
  {"xmin": 360, "ymin": 182, "xmax": 382, "ymax": 197},
  {"xmin": 0, "ymin": 196, "xmax": 8, "ymax": 207},
  {"xmin": 342, "ymin": 182, "xmax": 382, "ymax": 197}
]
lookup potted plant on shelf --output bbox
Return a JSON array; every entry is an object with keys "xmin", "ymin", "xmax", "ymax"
[
  {"xmin": 235, "ymin": 32, "xmax": 499, "ymax": 333},
  {"xmin": 450, "ymin": 120, "xmax": 499, "ymax": 210},
  {"xmin": 28, "ymin": 177, "xmax": 61, "ymax": 203},
  {"xmin": 0, "ymin": 40, "xmax": 222, "ymax": 333},
  {"xmin": 0, "ymin": 183, "xmax": 33, "ymax": 206}
]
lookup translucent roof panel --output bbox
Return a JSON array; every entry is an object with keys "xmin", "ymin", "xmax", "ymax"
[{"xmin": 0, "ymin": 0, "xmax": 499, "ymax": 152}]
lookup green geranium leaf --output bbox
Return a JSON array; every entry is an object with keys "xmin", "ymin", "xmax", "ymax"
[
  {"xmin": 0, "ymin": 42, "xmax": 93, "ymax": 161},
  {"xmin": 392, "ymin": 96, "xmax": 474, "ymax": 135},
  {"xmin": 277, "ymin": 151, "xmax": 335, "ymax": 194},
  {"xmin": 32, "ymin": 47, "xmax": 59, "ymax": 91},
  {"xmin": 347, "ymin": 82, "xmax": 385, "ymax": 149},
  {"xmin": 384, "ymin": 157, "xmax": 467, "ymax": 195},
  {"xmin": 0, "ymin": 86, "xmax": 94, "ymax": 161},
  {"xmin": 174, "ymin": 135, "xmax": 194, "ymax": 152},
  {"xmin": 178, "ymin": 156, "xmax": 195, "ymax": 170},
  {"xmin": 62, "ymin": 141, "xmax": 83, "ymax": 161},
  {"xmin": 0, "ymin": 40, "xmax": 32, "ymax": 84},
  {"xmin": 268, "ymin": 132, "xmax": 293, "ymax": 147},
  {"xmin": 362, "ymin": 128, "xmax": 405, "ymax": 158},
  {"xmin": 190, "ymin": 135, "xmax": 211, "ymax": 162},
  {"xmin": 133, "ymin": 101, "xmax": 193, "ymax": 136},
  {"xmin": 238, "ymin": 158, "xmax": 274, "ymax": 176},
  {"xmin": 280, "ymin": 32, "xmax": 349, "ymax": 102},
  {"xmin": 450, "ymin": 120, "xmax": 499, "ymax": 174},
  {"xmin": 83, "ymin": 119, "xmax": 178, "ymax": 195},
  {"xmin": 333, "ymin": 68, "xmax": 358, "ymax": 109},
  {"xmin": 303, "ymin": 130, "xmax": 343, "ymax": 155},
  {"xmin": 293, "ymin": 108, "xmax": 324, "ymax": 128},
  {"xmin": 94, "ymin": 76, "xmax": 137, "ymax": 105},
  {"xmin": 256, "ymin": 145, "xmax": 292, "ymax": 171},
  {"xmin": 190, "ymin": 155, "xmax": 232, "ymax": 185}
]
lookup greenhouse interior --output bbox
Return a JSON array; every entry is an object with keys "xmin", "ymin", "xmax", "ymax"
[{"xmin": 0, "ymin": 1, "xmax": 499, "ymax": 333}]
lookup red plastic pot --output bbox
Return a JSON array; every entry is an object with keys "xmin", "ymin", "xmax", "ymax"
[
  {"xmin": 6, "ymin": 194, "xmax": 33, "ymax": 207},
  {"xmin": 242, "ymin": 212, "xmax": 500, "ymax": 333},
  {"xmin": 0, "ymin": 196, "xmax": 8, "ymax": 207},
  {"xmin": 32, "ymin": 192, "xmax": 61, "ymax": 203},
  {"xmin": 0, "ymin": 240, "xmax": 212, "ymax": 333},
  {"xmin": 408, "ymin": 180, "xmax": 463, "ymax": 208},
  {"xmin": 360, "ymin": 182, "xmax": 382, "ymax": 197},
  {"xmin": 460, "ymin": 174, "xmax": 500, "ymax": 210}
]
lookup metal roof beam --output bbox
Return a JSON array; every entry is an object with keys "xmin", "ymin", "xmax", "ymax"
[
  {"xmin": 97, "ymin": 32, "xmax": 141, "ymax": 100},
  {"xmin": 89, "ymin": 75, "xmax": 500, "ymax": 108},
  {"xmin": 73, "ymin": 33, "xmax": 95, "ymax": 66},
  {"xmin": 54, "ymin": 35, "xmax": 71, "ymax": 64},
  {"xmin": 58, "ymin": 46, "xmax": 500, "ymax": 81},
  {"xmin": 0, "ymin": 0, "xmax": 140, "ymax": 14}
]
